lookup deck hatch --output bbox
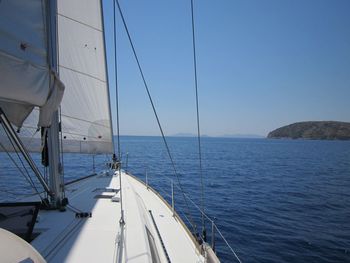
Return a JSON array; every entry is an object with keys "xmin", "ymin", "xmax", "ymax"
[
  {"xmin": 94, "ymin": 194, "xmax": 114, "ymax": 199},
  {"xmin": 0, "ymin": 202, "xmax": 41, "ymax": 242},
  {"xmin": 92, "ymin": 188, "xmax": 119, "ymax": 193}
]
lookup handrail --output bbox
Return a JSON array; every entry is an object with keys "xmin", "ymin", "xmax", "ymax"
[{"xmin": 143, "ymin": 171, "xmax": 242, "ymax": 263}]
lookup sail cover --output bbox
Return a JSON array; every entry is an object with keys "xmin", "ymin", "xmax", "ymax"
[
  {"xmin": 57, "ymin": 0, "xmax": 113, "ymax": 154},
  {"xmin": 0, "ymin": 0, "xmax": 64, "ymax": 128},
  {"xmin": 0, "ymin": 0, "xmax": 113, "ymax": 154}
]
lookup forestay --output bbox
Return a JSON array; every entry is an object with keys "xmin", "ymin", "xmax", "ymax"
[{"xmin": 57, "ymin": 0, "xmax": 113, "ymax": 154}]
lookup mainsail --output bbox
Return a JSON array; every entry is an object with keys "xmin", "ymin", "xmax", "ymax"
[
  {"xmin": 0, "ymin": 0, "xmax": 113, "ymax": 155},
  {"xmin": 58, "ymin": 0, "xmax": 113, "ymax": 154}
]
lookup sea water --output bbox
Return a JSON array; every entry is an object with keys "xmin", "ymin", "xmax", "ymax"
[{"xmin": 1, "ymin": 136, "xmax": 349, "ymax": 262}]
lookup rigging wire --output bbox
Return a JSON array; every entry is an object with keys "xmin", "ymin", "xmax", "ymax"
[
  {"xmin": 190, "ymin": 0, "xmax": 206, "ymax": 238},
  {"xmin": 115, "ymin": 0, "xmax": 197, "ymax": 233},
  {"xmin": 113, "ymin": 4, "xmax": 121, "ymax": 162},
  {"xmin": 150, "ymin": 171, "xmax": 242, "ymax": 262},
  {"xmin": 56, "ymin": 0, "xmax": 64, "ymax": 190},
  {"xmin": 0, "ymin": 134, "xmax": 43, "ymax": 201},
  {"xmin": 113, "ymin": 0, "xmax": 124, "ymax": 225}
]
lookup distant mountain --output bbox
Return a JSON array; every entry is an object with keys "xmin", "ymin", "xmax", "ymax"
[
  {"xmin": 171, "ymin": 133, "xmax": 210, "ymax": 137},
  {"xmin": 171, "ymin": 133, "xmax": 195, "ymax": 137},
  {"xmin": 171, "ymin": 133, "xmax": 264, "ymax": 138},
  {"xmin": 268, "ymin": 121, "xmax": 350, "ymax": 140},
  {"xmin": 221, "ymin": 134, "xmax": 264, "ymax": 139}
]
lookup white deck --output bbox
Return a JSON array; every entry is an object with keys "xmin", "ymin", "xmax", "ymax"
[{"xmin": 30, "ymin": 170, "xmax": 206, "ymax": 262}]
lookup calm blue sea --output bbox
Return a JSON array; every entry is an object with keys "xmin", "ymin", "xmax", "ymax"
[{"xmin": 1, "ymin": 136, "xmax": 350, "ymax": 262}]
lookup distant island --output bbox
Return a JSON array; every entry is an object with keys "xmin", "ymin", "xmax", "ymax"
[
  {"xmin": 171, "ymin": 133, "xmax": 264, "ymax": 138},
  {"xmin": 171, "ymin": 133, "xmax": 210, "ymax": 137},
  {"xmin": 267, "ymin": 121, "xmax": 350, "ymax": 140},
  {"xmin": 221, "ymin": 134, "xmax": 264, "ymax": 139}
]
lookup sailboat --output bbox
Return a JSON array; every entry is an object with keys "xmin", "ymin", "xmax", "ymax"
[{"xmin": 0, "ymin": 0, "xmax": 222, "ymax": 262}]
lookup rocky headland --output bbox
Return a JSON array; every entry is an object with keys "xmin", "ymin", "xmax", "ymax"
[{"xmin": 267, "ymin": 121, "xmax": 350, "ymax": 140}]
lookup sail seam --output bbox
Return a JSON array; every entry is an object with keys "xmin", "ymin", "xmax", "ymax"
[
  {"xmin": 60, "ymin": 114, "xmax": 110, "ymax": 128},
  {"xmin": 57, "ymin": 13, "xmax": 102, "ymax": 32},
  {"xmin": 59, "ymin": 65, "xmax": 106, "ymax": 83}
]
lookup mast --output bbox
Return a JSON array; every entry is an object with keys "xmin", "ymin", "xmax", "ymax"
[{"xmin": 46, "ymin": 0, "xmax": 64, "ymax": 207}]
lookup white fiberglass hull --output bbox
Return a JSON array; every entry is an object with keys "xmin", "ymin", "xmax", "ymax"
[{"xmin": 28, "ymin": 170, "xmax": 216, "ymax": 263}]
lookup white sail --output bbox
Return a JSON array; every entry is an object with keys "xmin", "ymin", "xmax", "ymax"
[
  {"xmin": 0, "ymin": 0, "xmax": 64, "ymax": 153},
  {"xmin": 0, "ymin": 0, "xmax": 64, "ymax": 128},
  {"xmin": 0, "ymin": 0, "xmax": 112, "ymax": 154},
  {"xmin": 57, "ymin": 0, "xmax": 113, "ymax": 154}
]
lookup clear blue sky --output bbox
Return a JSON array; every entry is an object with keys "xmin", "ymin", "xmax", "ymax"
[{"xmin": 103, "ymin": 0, "xmax": 350, "ymax": 137}]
